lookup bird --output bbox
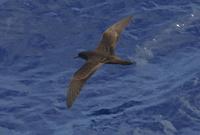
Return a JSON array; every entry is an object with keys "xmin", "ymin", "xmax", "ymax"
[{"xmin": 67, "ymin": 16, "xmax": 135, "ymax": 108}]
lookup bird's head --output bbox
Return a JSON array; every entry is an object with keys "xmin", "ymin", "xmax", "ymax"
[{"xmin": 74, "ymin": 52, "xmax": 89, "ymax": 60}]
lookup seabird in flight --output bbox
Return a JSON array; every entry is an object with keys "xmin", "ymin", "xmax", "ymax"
[{"xmin": 67, "ymin": 16, "xmax": 135, "ymax": 108}]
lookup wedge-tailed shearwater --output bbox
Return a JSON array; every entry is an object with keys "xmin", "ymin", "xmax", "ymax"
[{"xmin": 67, "ymin": 16, "xmax": 135, "ymax": 108}]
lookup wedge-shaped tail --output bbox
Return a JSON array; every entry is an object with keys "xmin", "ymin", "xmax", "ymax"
[{"xmin": 107, "ymin": 56, "xmax": 135, "ymax": 65}]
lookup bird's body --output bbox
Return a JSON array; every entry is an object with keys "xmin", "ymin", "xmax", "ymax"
[
  {"xmin": 67, "ymin": 16, "xmax": 135, "ymax": 108},
  {"xmin": 78, "ymin": 51, "xmax": 133, "ymax": 64}
]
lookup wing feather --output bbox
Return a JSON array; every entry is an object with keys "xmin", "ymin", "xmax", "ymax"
[
  {"xmin": 96, "ymin": 16, "xmax": 133, "ymax": 54},
  {"xmin": 67, "ymin": 61, "xmax": 103, "ymax": 108}
]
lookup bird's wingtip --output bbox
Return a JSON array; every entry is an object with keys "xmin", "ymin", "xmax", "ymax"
[
  {"xmin": 120, "ymin": 15, "xmax": 133, "ymax": 24},
  {"xmin": 128, "ymin": 15, "xmax": 133, "ymax": 18},
  {"xmin": 67, "ymin": 104, "xmax": 72, "ymax": 109},
  {"xmin": 66, "ymin": 100, "xmax": 72, "ymax": 109},
  {"xmin": 127, "ymin": 15, "xmax": 133, "ymax": 21}
]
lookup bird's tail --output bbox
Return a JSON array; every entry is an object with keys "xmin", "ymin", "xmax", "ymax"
[{"xmin": 106, "ymin": 56, "xmax": 136, "ymax": 65}]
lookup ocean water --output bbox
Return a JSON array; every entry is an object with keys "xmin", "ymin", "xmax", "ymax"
[{"xmin": 0, "ymin": 0, "xmax": 200, "ymax": 135}]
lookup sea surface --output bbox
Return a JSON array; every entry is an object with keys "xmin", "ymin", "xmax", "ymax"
[{"xmin": 0, "ymin": 0, "xmax": 200, "ymax": 135}]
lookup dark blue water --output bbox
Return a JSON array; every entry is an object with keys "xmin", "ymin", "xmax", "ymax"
[{"xmin": 0, "ymin": 0, "xmax": 200, "ymax": 135}]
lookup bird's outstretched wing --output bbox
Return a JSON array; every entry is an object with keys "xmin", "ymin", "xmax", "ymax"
[
  {"xmin": 96, "ymin": 16, "xmax": 132, "ymax": 55},
  {"xmin": 67, "ymin": 61, "xmax": 103, "ymax": 108}
]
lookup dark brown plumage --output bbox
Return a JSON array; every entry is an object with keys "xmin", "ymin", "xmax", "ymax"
[{"xmin": 67, "ymin": 16, "xmax": 135, "ymax": 108}]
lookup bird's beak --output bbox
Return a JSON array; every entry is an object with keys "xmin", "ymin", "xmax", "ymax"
[{"xmin": 74, "ymin": 56, "xmax": 79, "ymax": 59}]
